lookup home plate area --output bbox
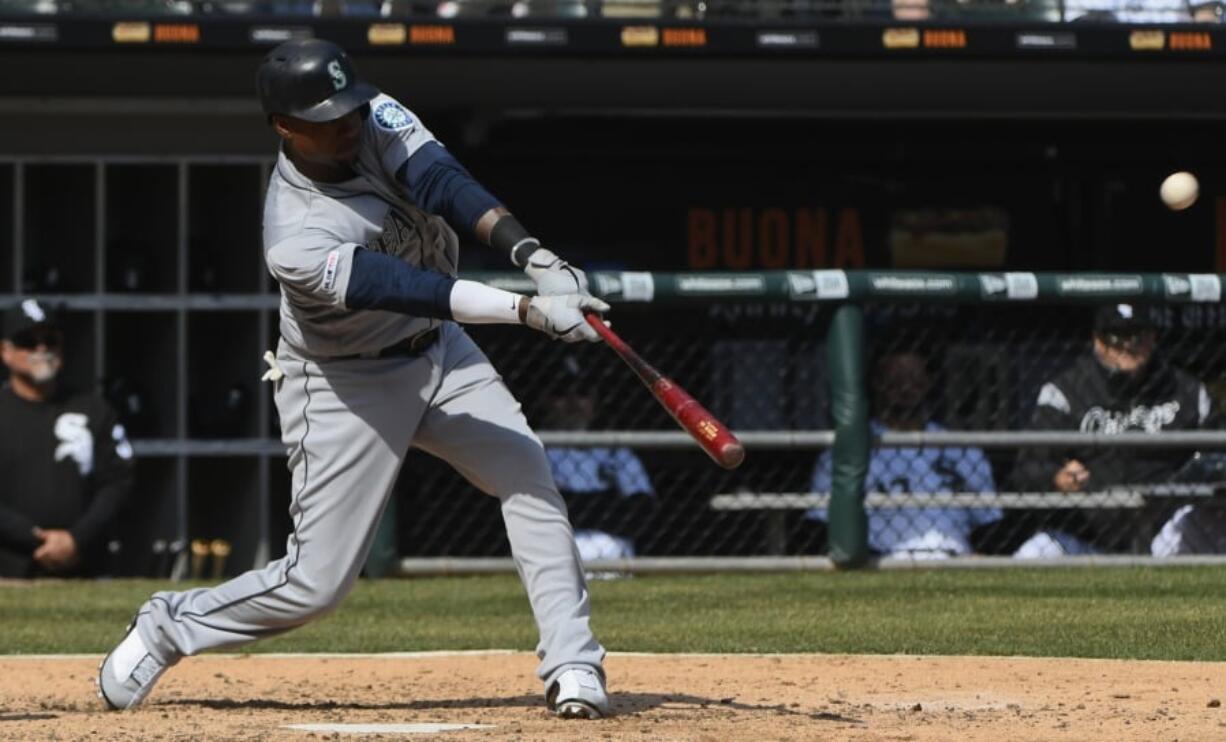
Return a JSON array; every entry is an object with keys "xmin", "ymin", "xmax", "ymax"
[{"xmin": 2, "ymin": 651, "xmax": 1225, "ymax": 740}]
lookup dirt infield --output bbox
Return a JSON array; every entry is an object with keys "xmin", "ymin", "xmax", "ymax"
[{"xmin": 1, "ymin": 652, "xmax": 1225, "ymax": 740}]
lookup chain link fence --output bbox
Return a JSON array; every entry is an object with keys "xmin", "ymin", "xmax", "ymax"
[
  {"xmin": 391, "ymin": 278, "xmax": 1226, "ymax": 567},
  {"xmin": 830, "ymin": 301, "xmax": 1226, "ymax": 560},
  {"xmin": 398, "ymin": 302, "xmax": 826, "ymax": 561}
]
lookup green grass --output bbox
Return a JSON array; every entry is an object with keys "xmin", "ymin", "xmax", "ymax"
[{"xmin": 3, "ymin": 567, "xmax": 1226, "ymax": 660}]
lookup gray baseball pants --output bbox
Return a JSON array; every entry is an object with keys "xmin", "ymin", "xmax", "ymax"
[{"xmin": 133, "ymin": 322, "xmax": 605, "ymax": 687}]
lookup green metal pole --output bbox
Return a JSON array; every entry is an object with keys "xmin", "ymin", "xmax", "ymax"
[{"xmin": 825, "ymin": 303, "xmax": 870, "ymax": 568}]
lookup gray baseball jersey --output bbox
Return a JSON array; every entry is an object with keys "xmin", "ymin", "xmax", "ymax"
[
  {"xmin": 264, "ymin": 93, "xmax": 458, "ymax": 358},
  {"xmin": 130, "ymin": 93, "xmax": 606, "ymax": 692}
]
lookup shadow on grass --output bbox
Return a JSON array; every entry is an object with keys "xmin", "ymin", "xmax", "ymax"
[{"xmin": 162, "ymin": 693, "xmax": 862, "ymax": 722}]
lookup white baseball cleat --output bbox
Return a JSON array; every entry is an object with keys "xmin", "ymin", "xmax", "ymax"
[
  {"xmin": 547, "ymin": 666, "xmax": 609, "ymax": 719},
  {"xmin": 96, "ymin": 625, "xmax": 168, "ymax": 710}
]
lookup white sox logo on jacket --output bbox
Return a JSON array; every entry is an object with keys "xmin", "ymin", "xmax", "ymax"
[
  {"xmin": 1015, "ymin": 355, "xmax": 1217, "ymax": 490},
  {"xmin": 1079, "ymin": 402, "xmax": 1181, "ymax": 435},
  {"xmin": 53, "ymin": 412, "xmax": 93, "ymax": 476}
]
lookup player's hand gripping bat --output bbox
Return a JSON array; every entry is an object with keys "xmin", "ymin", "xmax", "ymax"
[{"xmin": 584, "ymin": 314, "xmax": 745, "ymax": 470}]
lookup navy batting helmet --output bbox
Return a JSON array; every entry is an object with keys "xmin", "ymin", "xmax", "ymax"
[{"xmin": 256, "ymin": 39, "xmax": 378, "ymax": 123}]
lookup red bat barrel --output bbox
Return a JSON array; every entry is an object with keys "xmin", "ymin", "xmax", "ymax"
[{"xmin": 585, "ymin": 314, "xmax": 745, "ymax": 470}]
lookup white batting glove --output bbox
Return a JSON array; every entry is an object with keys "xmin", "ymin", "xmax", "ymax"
[
  {"xmin": 524, "ymin": 248, "xmax": 591, "ymax": 298},
  {"xmin": 525, "ymin": 294, "xmax": 610, "ymax": 343}
]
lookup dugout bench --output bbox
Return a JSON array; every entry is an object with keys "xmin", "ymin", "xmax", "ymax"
[{"xmin": 709, "ymin": 485, "xmax": 1226, "ymax": 556}]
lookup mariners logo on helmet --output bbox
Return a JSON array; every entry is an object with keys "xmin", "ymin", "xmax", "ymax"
[
  {"xmin": 326, "ymin": 59, "xmax": 347, "ymax": 91},
  {"xmin": 373, "ymin": 100, "xmax": 414, "ymax": 131}
]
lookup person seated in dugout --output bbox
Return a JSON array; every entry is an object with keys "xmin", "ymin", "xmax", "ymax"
[
  {"xmin": 810, "ymin": 350, "xmax": 1000, "ymax": 559},
  {"xmin": 1189, "ymin": 1, "xmax": 1225, "ymax": 22},
  {"xmin": 0, "ymin": 300, "xmax": 135, "ymax": 577},
  {"xmin": 1008, "ymin": 303, "xmax": 1220, "ymax": 558},
  {"xmin": 539, "ymin": 354, "xmax": 655, "ymax": 567},
  {"xmin": 1067, "ymin": 0, "xmax": 1188, "ymax": 23}
]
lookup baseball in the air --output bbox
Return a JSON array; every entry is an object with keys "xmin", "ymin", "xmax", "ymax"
[{"xmin": 1160, "ymin": 171, "xmax": 1199, "ymax": 211}]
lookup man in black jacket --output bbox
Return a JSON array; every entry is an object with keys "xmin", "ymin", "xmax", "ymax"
[
  {"xmin": 0, "ymin": 300, "xmax": 135, "ymax": 577},
  {"xmin": 1009, "ymin": 303, "xmax": 1217, "ymax": 556}
]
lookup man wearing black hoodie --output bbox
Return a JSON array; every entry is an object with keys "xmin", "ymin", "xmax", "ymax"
[{"xmin": 1009, "ymin": 303, "xmax": 1217, "ymax": 556}]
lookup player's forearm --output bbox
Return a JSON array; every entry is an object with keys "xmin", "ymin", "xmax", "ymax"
[
  {"xmin": 1010, "ymin": 453, "xmax": 1065, "ymax": 492},
  {"xmin": 485, "ymin": 213, "xmax": 590, "ymax": 299},
  {"xmin": 449, "ymin": 280, "xmax": 530, "ymax": 324},
  {"xmin": 69, "ymin": 483, "xmax": 128, "ymax": 552},
  {"xmin": 346, "ymin": 249, "xmax": 605, "ymax": 342},
  {"xmin": 70, "ymin": 454, "xmax": 134, "ymax": 552},
  {"xmin": 346, "ymin": 249, "xmax": 528, "ymax": 324},
  {"xmin": 453, "ymin": 285, "xmax": 607, "ymax": 343},
  {"xmin": 346, "ymin": 247, "xmax": 458, "ymax": 317},
  {"xmin": 0, "ymin": 502, "xmax": 40, "ymax": 552},
  {"xmin": 474, "ymin": 207, "xmax": 511, "ymax": 245},
  {"xmin": 485, "ymin": 211, "xmax": 545, "ymax": 267},
  {"xmin": 397, "ymin": 142, "xmax": 502, "ymax": 236}
]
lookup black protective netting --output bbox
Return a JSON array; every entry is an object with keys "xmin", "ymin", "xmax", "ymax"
[{"xmin": 395, "ymin": 301, "xmax": 1226, "ymax": 559}]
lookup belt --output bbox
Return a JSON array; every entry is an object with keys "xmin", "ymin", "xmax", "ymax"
[{"xmin": 336, "ymin": 327, "xmax": 439, "ymax": 361}]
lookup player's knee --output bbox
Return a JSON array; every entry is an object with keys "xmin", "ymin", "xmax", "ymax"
[
  {"xmin": 285, "ymin": 574, "xmax": 354, "ymax": 620},
  {"xmin": 498, "ymin": 473, "xmax": 560, "ymax": 505},
  {"xmin": 501, "ymin": 487, "xmax": 569, "ymax": 523},
  {"xmin": 500, "ymin": 439, "xmax": 556, "ymax": 495}
]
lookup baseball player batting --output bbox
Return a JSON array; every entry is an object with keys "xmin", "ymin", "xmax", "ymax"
[{"xmin": 98, "ymin": 38, "xmax": 611, "ymax": 719}]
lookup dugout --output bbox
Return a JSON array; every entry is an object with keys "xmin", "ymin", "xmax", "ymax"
[{"xmin": 3, "ymin": 11, "xmax": 1226, "ymax": 575}]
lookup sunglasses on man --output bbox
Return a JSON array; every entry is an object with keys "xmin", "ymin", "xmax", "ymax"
[
  {"xmin": 8, "ymin": 328, "xmax": 62, "ymax": 351},
  {"xmin": 1099, "ymin": 328, "xmax": 1154, "ymax": 351}
]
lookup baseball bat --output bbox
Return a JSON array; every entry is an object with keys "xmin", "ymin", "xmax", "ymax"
[
  {"xmin": 584, "ymin": 314, "xmax": 745, "ymax": 470},
  {"xmin": 190, "ymin": 539, "xmax": 210, "ymax": 580},
  {"xmin": 209, "ymin": 539, "xmax": 232, "ymax": 580}
]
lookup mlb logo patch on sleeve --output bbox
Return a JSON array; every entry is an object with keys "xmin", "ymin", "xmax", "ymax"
[
  {"xmin": 373, "ymin": 100, "xmax": 414, "ymax": 132},
  {"xmin": 322, "ymin": 250, "xmax": 340, "ymax": 292}
]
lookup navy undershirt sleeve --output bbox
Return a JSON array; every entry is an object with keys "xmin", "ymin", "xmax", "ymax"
[
  {"xmin": 345, "ymin": 247, "xmax": 457, "ymax": 319},
  {"xmin": 396, "ymin": 141, "xmax": 502, "ymax": 234}
]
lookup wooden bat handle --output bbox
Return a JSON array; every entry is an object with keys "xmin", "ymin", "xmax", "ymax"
[
  {"xmin": 585, "ymin": 314, "xmax": 660, "ymax": 384},
  {"xmin": 585, "ymin": 313, "xmax": 745, "ymax": 470}
]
